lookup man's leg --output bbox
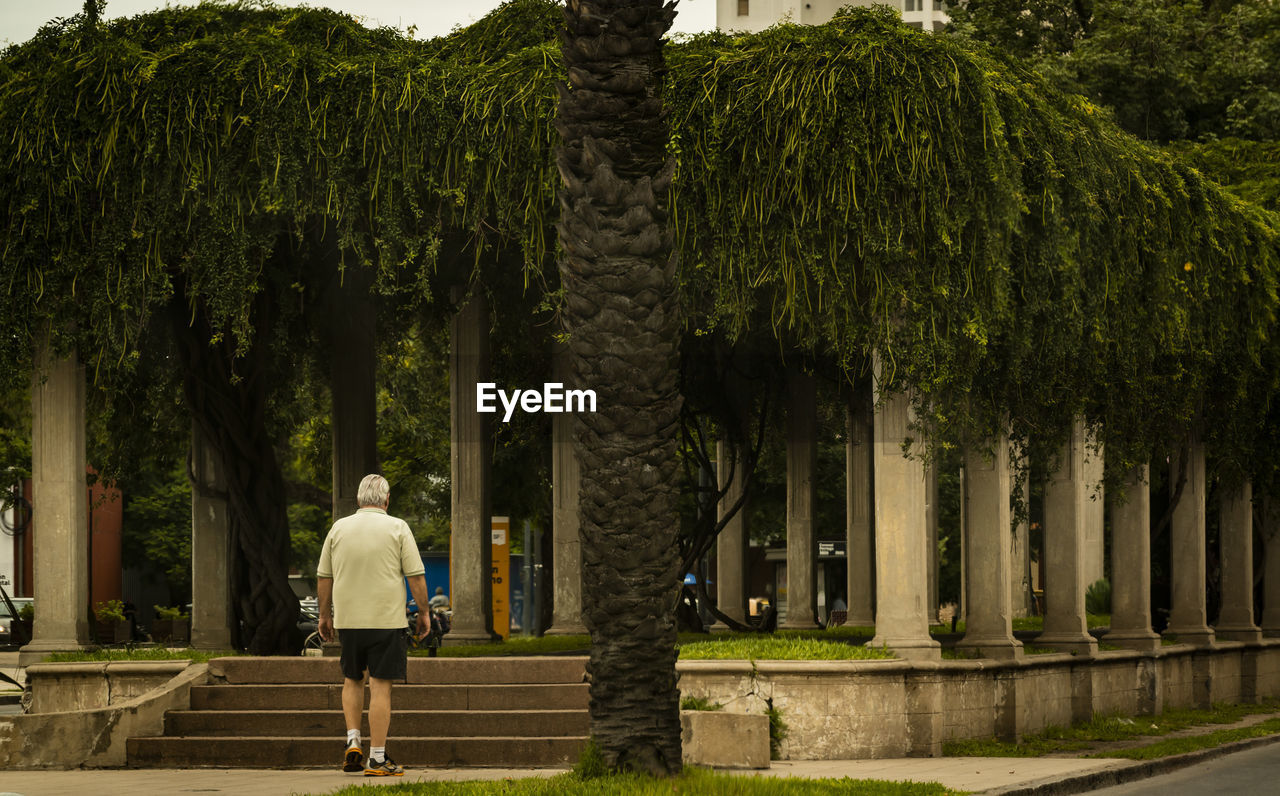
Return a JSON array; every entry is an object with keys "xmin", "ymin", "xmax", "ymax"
[
  {"xmin": 342, "ymin": 675, "xmax": 366, "ymax": 734},
  {"xmin": 368, "ymin": 676, "xmax": 392, "ymax": 748}
]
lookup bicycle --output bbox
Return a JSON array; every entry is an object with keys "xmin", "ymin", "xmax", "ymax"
[{"xmin": 406, "ymin": 607, "xmax": 447, "ymax": 656}]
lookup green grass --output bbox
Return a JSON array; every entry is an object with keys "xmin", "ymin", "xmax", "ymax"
[
  {"xmin": 1092, "ymin": 717, "xmax": 1280, "ymax": 759},
  {"xmin": 420, "ymin": 630, "xmax": 897, "ymax": 661},
  {"xmin": 945, "ymin": 700, "xmax": 1280, "ymax": 757},
  {"xmin": 933, "ymin": 616, "xmax": 1110, "ymax": 634},
  {"xmin": 43, "ymin": 647, "xmax": 240, "ymax": 663},
  {"xmin": 416, "ymin": 634, "xmax": 590, "ymax": 658},
  {"xmin": 319, "ymin": 768, "xmax": 963, "ymax": 795},
  {"xmin": 680, "ymin": 696, "xmax": 723, "ymax": 711},
  {"xmin": 678, "ymin": 636, "xmax": 894, "ymax": 661}
]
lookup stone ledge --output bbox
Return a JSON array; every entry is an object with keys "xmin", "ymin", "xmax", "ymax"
[
  {"xmin": 680, "ymin": 710, "xmax": 769, "ymax": 769},
  {"xmin": 0, "ymin": 662, "xmax": 208, "ymax": 769},
  {"xmin": 26, "ymin": 660, "xmax": 191, "ymax": 677}
]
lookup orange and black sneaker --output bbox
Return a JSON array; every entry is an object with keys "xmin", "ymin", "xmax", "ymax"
[
  {"xmin": 342, "ymin": 744, "xmax": 364, "ymax": 773},
  {"xmin": 364, "ymin": 755, "xmax": 404, "ymax": 776}
]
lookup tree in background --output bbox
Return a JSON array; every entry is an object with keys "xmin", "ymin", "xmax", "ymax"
[{"xmin": 948, "ymin": 0, "xmax": 1280, "ymax": 142}]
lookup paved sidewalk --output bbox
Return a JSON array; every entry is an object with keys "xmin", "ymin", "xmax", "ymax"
[{"xmin": 0, "ymin": 757, "xmax": 1131, "ymax": 796}]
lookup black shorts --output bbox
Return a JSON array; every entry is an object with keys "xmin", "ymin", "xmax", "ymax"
[{"xmin": 338, "ymin": 628, "xmax": 408, "ymax": 681}]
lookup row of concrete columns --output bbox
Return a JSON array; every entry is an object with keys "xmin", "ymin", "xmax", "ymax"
[
  {"xmin": 18, "ymin": 305, "xmax": 1280, "ymax": 659},
  {"xmin": 710, "ymin": 393, "xmax": 1280, "ymax": 659}
]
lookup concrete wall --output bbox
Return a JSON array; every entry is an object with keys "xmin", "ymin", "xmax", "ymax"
[
  {"xmin": 0, "ymin": 662, "xmax": 206, "ymax": 769},
  {"xmin": 679, "ymin": 641, "xmax": 1280, "ymax": 759},
  {"xmin": 26, "ymin": 661, "xmax": 191, "ymax": 713}
]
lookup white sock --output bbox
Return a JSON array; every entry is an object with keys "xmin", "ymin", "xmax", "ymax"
[
  {"xmin": 370, "ymin": 745, "xmax": 385, "ymax": 763},
  {"xmin": 346, "ymin": 729, "xmax": 360, "ymax": 748}
]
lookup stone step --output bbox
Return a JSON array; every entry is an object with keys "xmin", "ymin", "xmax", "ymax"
[
  {"xmin": 190, "ymin": 683, "xmax": 590, "ymax": 711},
  {"xmin": 209, "ymin": 656, "xmax": 588, "ymax": 685},
  {"xmin": 126, "ymin": 735, "xmax": 587, "ymax": 768},
  {"xmin": 165, "ymin": 709, "xmax": 590, "ymax": 738}
]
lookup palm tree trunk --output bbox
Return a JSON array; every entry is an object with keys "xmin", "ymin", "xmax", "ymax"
[{"xmin": 555, "ymin": 0, "xmax": 683, "ymax": 776}]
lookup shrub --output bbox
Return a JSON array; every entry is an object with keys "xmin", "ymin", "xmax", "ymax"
[
  {"xmin": 765, "ymin": 702, "xmax": 788, "ymax": 760},
  {"xmin": 154, "ymin": 604, "xmax": 189, "ymax": 621},
  {"xmin": 17, "ymin": 603, "xmax": 33, "ymax": 621},
  {"xmin": 94, "ymin": 600, "xmax": 126, "ymax": 623},
  {"xmin": 1086, "ymin": 579, "xmax": 1111, "ymax": 615}
]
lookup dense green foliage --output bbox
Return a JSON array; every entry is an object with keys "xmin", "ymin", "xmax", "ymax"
[
  {"xmin": 1173, "ymin": 140, "xmax": 1280, "ymax": 213},
  {"xmin": 949, "ymin": 0, "xmax": 1280, "ymax": 142},
  {"xmin": 2, "ymin": 0, "xmax": 1280, "ymax": 541}
]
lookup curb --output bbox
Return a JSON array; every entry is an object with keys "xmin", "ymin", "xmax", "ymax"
[{"xmin": 982, "ymin": 732, "xmax": 1280, "ymax": 795}]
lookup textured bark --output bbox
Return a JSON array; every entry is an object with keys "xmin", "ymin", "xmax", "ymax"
[
  {"xmin": 555, "ymin": 0, "xmax": 683, "ymax": 775},
  {"xmin": 172, "ymin": 280, "xmax": 299, "ymax": 656}
]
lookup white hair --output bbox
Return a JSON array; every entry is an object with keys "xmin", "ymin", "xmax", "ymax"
[{"xmin": 356, "ymin": 474, "xmax": 390, "ymax": 508}]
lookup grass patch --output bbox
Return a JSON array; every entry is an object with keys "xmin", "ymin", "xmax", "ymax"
[
  {"xmin": 680, "ymin": 696, "xmax": 723, "ymax": 711},
  {"xmin": 320, "ymin": 768, "xmax": 963, "ymax": 795},
  {"xmin": 678, "ymin": 636, "xmax": 894, "ymax": 661},
  {"xmin": 933, "ymin": 616, "xmax": 1110, "ymax": 634},
  {"xmin": 1021, "ymin": 645, "xmax": 1063, "ymax": 655},
  {"xmin": 945, "ymin": 700, "xmax": 1280, "ymax": 757},
  {"xmin": 43, "ymin": 647, "xmax": 239, "ymax": 663},
  {"xmin": 416, "ymin": 634, "xmax": 590, "ymax": 658},
  {"xmin": 776, "ymin": 625, "xmax": 878, "ymax": 640},
  {"xmin": 1092, "ymin": 717, "xmax": 1280, "ymax": 759}
]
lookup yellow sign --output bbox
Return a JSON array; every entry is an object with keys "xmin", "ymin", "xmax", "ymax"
[{"xmin": 491, "ymin": 516, "xmax": 510, "ymax": 639}]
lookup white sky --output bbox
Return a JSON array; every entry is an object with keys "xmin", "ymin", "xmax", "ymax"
[{"xmin": 1, "ymin": 0, "xmax": 718, "ymax": 48}]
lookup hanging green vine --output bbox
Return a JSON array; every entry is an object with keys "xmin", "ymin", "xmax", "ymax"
[{"xmin": 2, "ymin": 0, "xmax": 1278, "ymax": 489}]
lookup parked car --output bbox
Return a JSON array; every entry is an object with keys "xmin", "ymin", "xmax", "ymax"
[{"xmin": 0, "ymin": 597, "xmax": 34, "ymax": 642}]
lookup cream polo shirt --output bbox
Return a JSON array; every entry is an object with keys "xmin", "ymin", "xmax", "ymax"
[{"xmin": 316, "ymin": 507, "xmax": 425, "ymax": 629}]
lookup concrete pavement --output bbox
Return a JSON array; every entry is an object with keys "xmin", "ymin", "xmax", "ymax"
[{"xmin": 4, "ymin": 734, "xmax": 1280, "ymax": 795}]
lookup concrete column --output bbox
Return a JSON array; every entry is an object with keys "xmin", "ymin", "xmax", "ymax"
[
  {"xmin": 1082, "ymin": 432, "xmax": 1106, "ymax": 588},
  {"xmin": 869, "ymin": 357, "xmax": 939, "ymax": 659},
  {"xmin": 1264, "ymin": 498, "xmax": 1280, "ymax": 637},
  {"xmin": 329, "ymin": 267, "xmax": 378, "ymax": 521},
  {"xmin": 1102, "ymin": 465, "xmax": 1160, "ymax": 651},
  {"xmin": 1167, "ymin": 436, "xmax": 1215, "ymax": 646},
  {"xmin": 1038, "ymin": 417, "xmax": 1098, "ymax": 655},
  {"xmin": 190, "ymin": 422, "xmax": 233, "ymax": 650},
  {"xmin": 926, "ymin": 464, "xmax": 940, "ymax": 624},
  {"xmin": 846, "ymin": 392, "xmax": 875, "ymax": 626},
  {"xmin": 713, "ymin": 439, "xmax": 749, "ymax": 628},
  {"xmin": 956, "ymin": 434, "xmax": 1023, "ymax": 659},
  {"xmin": 546, "ymin": 405, "xmax": 586, "ymax": 635},
  {"xmin": 782, "ymin": 365, "xmax": 818, "ymax": 629},
  {"xmin": 546, "ymin": 345, "xmax": 586, "ymax": 636},
  {"xmin": 1010, "ymin": 456, "xmax": 1032, "ymax": 618},
  {"xmin": 448, "ymin": 287, "xmax": 494, "ymax": 643},
  {"xmin": 19, "ymin": 332, "xmax": 91, "ymax": 665},
  {"xmin": 1216, "ymin": 482, "xmax": 1262, "ymax": 642}
]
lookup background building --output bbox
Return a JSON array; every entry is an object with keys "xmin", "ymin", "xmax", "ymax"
[{"xmin": 717, "ymin": 0, "xmax": 949, "ymax": 33}]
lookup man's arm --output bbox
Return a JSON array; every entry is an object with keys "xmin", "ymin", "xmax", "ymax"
[
  {"xmin": 317, "ymin": 576, "xmax": 335, "ymax": 642},
  {"xmin": 406, "ymin": 574, "xmax": 431, "ymax": 638}
]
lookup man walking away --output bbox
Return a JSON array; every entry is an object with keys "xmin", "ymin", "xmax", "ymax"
[{"xmin": 317, "ymin": 474, "xmax": 430, "ymax": 776}]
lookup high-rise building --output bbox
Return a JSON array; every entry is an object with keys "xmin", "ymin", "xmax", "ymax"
[{"xmin": 716, "ymin": 0, "xmax": 950, "ymax": 33}]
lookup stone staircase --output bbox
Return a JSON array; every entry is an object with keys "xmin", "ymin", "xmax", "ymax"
[{"xmin": 127, "ymin": 656, "xmax": 590, "ymax": 768}]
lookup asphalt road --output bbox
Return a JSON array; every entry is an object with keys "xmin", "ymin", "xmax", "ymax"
[{"xmin": 1089, "ymin": 742, "xmax": 1280, "ymax": 795}]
